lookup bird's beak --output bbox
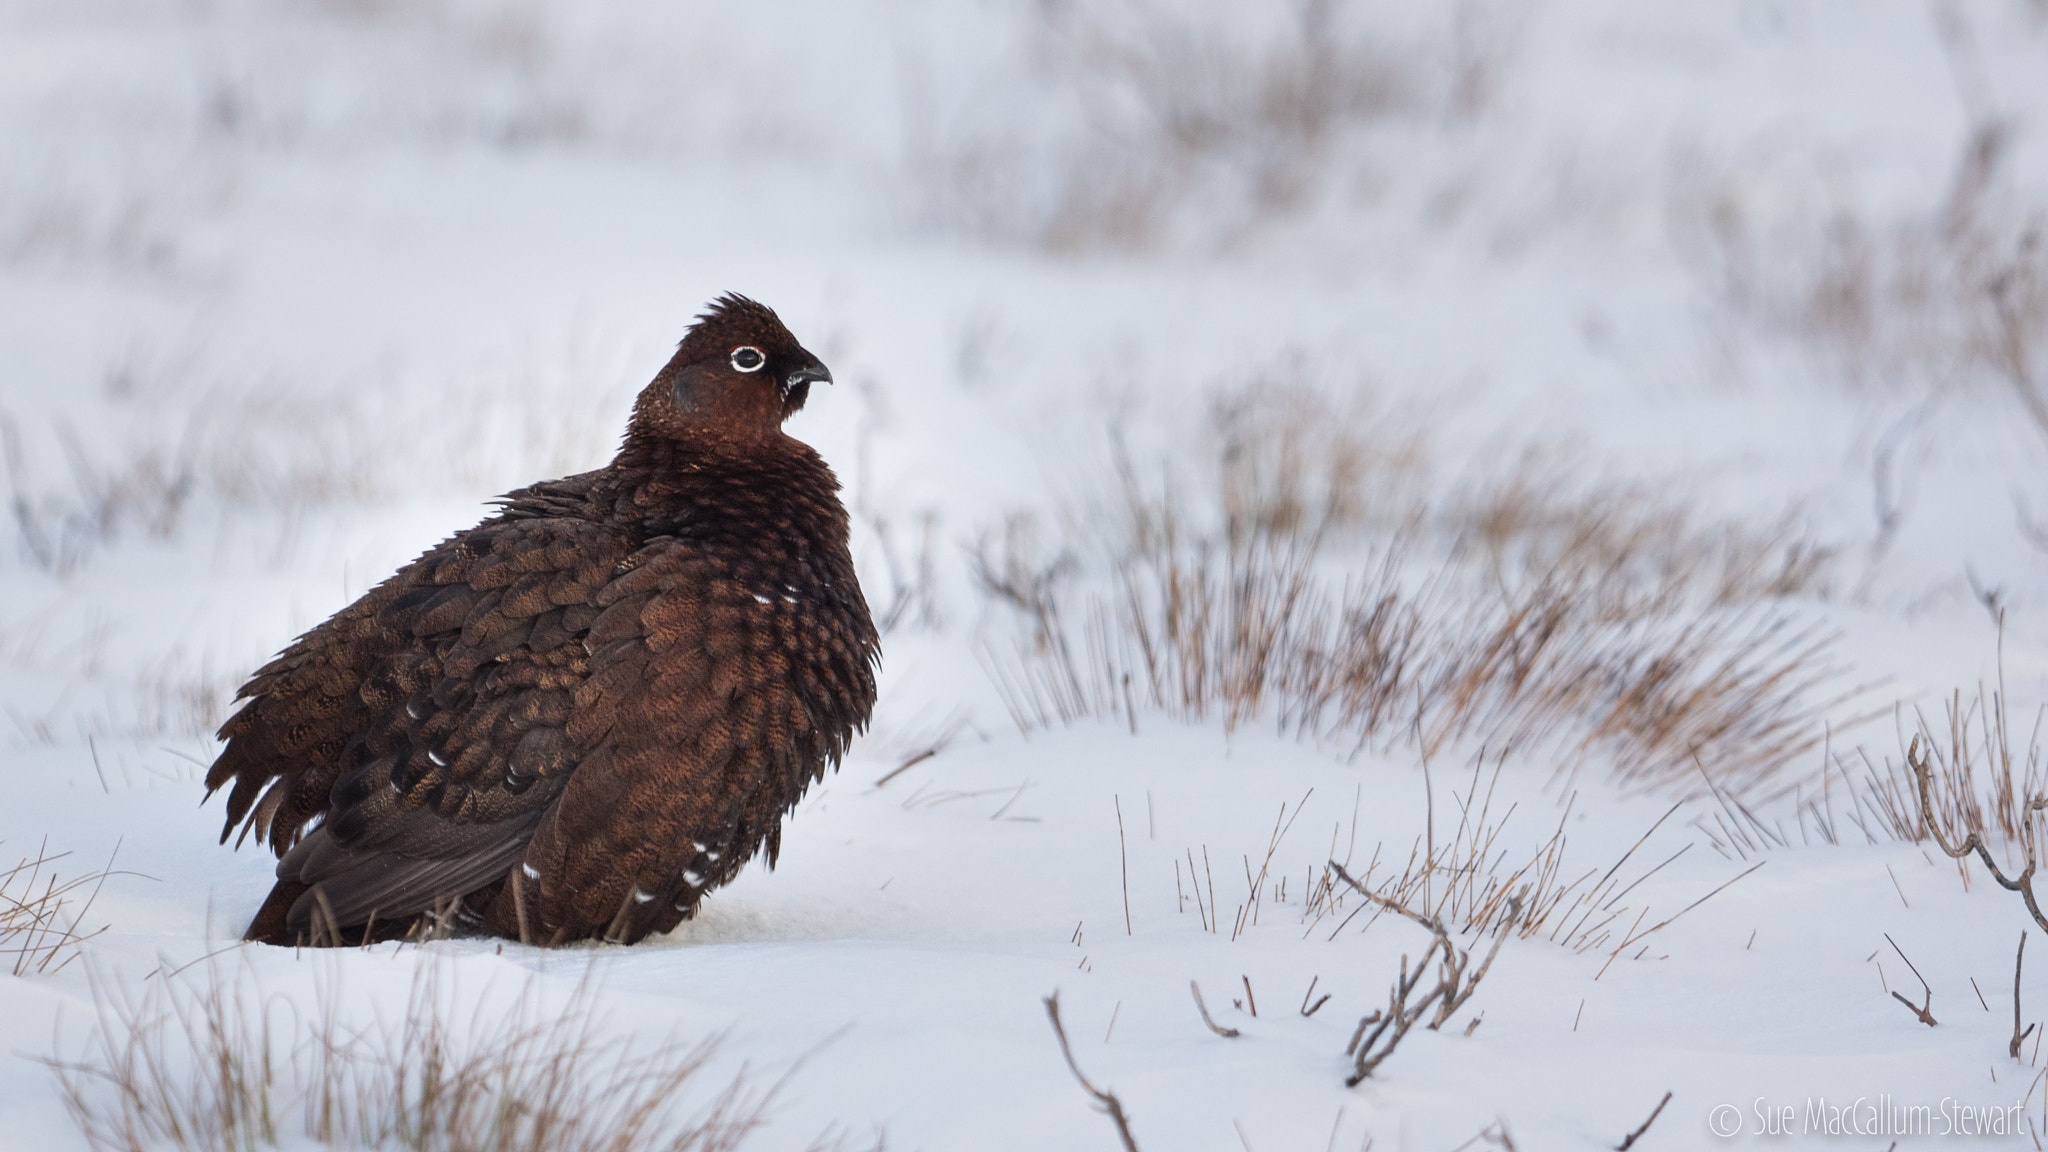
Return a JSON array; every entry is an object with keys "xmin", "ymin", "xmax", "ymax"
[
  {"xmin": 785, "ymin": 360, "xmax": 832, "ymax": 391},
  {"xmin": 778, "ymin": 357, "xmax": 831, "ymax": 413}
]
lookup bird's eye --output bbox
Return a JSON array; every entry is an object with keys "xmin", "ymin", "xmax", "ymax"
[{"xmin": 730, "ymin": 346, "xmax": 767, "ymax": 373}]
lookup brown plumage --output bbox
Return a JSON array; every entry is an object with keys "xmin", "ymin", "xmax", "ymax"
[{"xmin": 205, "ymin": 295, "xmax": 879, "ymax": 946}]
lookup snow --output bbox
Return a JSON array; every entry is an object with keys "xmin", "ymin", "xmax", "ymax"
[{"xmin": 4, "ymin": 0, "xmax": 2048, "ymax": 1148}]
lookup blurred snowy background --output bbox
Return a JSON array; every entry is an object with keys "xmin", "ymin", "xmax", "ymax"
[{"xmin": 4, "ymin": 1, "xmax": 2048, "ymax": 1148}]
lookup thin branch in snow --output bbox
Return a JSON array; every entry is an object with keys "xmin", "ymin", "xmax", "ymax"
[
  {"xmin": 1190, "ymin": 981, "xmax": 1240, "ymax": 1038},
  {"xmin": 1885, "ymin": 933, "xmax": 1939, "ymax": 1027},
  {"xmin": 871, "ymin": 747, "xmax": 936, "ymax": 789},
  {"xmin": 1328, "ymin": 861, "xmax": 1520, "ymax": 1084},
  {"xmin": 1299, "ymin": 976, "xmax": 1330, "ymax": 1017},
  {"xmin": 1044, "ymin": 992, "xmax": 1141, "ymax": 1152},
  {"xmin": 1907, "ymin": 729, "xmax": 2048, "ymax": 935},
  {"xmin": 1116, "ymin": 796, "xmax": 1132, "ymax": 936},
  {"xmin": 1614, "ymin": 1091, "xmax": 1672, "ymax": 1151},
  {"xmin": 2017, "ymin": 933, "xmax": 2037, "ymax": 1059}
]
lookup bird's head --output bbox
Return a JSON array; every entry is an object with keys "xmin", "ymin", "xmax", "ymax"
[{"xmin": 633, "ymin": 294, "xmax": 832, "ymax": 444}]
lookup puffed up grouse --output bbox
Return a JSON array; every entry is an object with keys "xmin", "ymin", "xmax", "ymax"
[{"xmin": 205, "ymin": 295, "xmax": 879, "ymax": 946}]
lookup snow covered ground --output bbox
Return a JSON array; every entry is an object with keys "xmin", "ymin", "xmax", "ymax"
[{"xmin": 4, "ymin": 0, "xmax": 2048, "ymax": 1148}]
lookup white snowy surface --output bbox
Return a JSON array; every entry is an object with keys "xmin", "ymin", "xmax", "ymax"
[{"xmin": 4, "ymin": 1, "xmax": 2048, "ymax": 1149}]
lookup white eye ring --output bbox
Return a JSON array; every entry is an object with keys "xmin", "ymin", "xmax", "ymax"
[{"xmin": 730, "ymin": 346, "xmax": 767, "ymax": 373}]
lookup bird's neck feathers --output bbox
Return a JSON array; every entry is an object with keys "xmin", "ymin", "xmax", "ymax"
[
  {"xmin": 609, "ymin": 424, "xmax": 832, "ymax": 499},
  {"xmin": 624, "ymin": 375, "xmax": 787, "ymax": 451},
  {"xmin": 613, "ymin": 419, "xmax": 803, "ymax": 471}
]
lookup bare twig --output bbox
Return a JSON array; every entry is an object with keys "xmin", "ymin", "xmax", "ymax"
[
  {"xmin": 1345, "ymin": 1010, "xmax": 1382, "ymax": 1055},
  {"xmin": 872, "ymin": 748, "xmax": 936, "ymax": 789},
  {"xmin": 1616, "ymin": 1091, "xmax": 1673, "ymax": 1151},
  {"xmin": 2017, "ymin": 933, "xmax": 2037, "ymax": 1059},
  {"xmin": 1344, "ymin": 947, "xmax": 1447, "ymax": 1085},
  {"xmin": 1330, "ymin": 861, "xmax": 1521, "ymax": 1024},
  {"xmin": 1328, "ymin": 861, "xmax": 1521, "ymax": 1084},
  {"xmin": 1886, "ymin": 933, "xmax": 1939, "ymax": 1027},
  {"xmin": 1044, "ymin": 992, "xmax": 1142, "ymax": 1152},
  {"xmin": 1190, "ymin": 981, "xmax": 1240, "ymax": 1038},
  {"xmin": 1908, "ymin": 734, "xmax": 2048, "ymax": 933},
  {"xmin": 1299, "ymin": 976, "xmax": 1330, "ymax": 1018},
  {"xmin": 1117, "ymin": 796, "xmax": 1132, "ymax": 936}
]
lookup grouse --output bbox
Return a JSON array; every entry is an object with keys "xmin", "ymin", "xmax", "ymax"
[{"xmin": 205, "ymin": 295, "xmax": 879, "ymax": 946}]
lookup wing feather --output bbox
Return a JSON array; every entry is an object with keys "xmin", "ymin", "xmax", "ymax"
[
  {"xmin": 217, "ymin": 446, "xmax": 878, "ymax": 948},
  {"xmin": 212, "ymin": 502, "xmax": 629, "ymax": 942},
  {"xmin": 496, "ymin": 513, "xmax": 877, "ymax": 944}
]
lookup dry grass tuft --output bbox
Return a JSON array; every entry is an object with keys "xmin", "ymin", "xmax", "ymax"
[
  {"xmin": 1288, "ymin": 752, "xmax": 1759, "ymax": 972},
  {"xmin": 0, "ymin": 645, "xmax": 243, "ymax": 749},
  {"xmin": 1804, "ymin": 657, "xmax": 2046, "ymax": 853},
  {"xmin": 979, "ymin": 383, "xmax": 1850, "ymax": 795},
  {"xmin": 47, "ymin": 957, "xmax": 868, "ymax": 1152},
  {"xmin": 1687, "ymin": 8, "xmax": 2048, "ymax": 446},
  {"xmin": 1879, "ymin": 629, "xmax": 2048, "ymax": 936},
  {"xmin": 1902, "ymin": 688, "xmax": 2047, "ymax": 851},
  {"xmin": 1299, "ymin": 759, "xmax": 1617, "ymax": 945},
  {"xmin": 1698, "ymin": 154, "xmax": 2048, "ymax": 422},
  {"xmin": 1027, "ymin": 0, "xmax": 1414, "ymax": 251},
  {"xmin": 1445, "ymin": 451, "xmax": 1838, "ymax": 617},
  {"xmin": 913, "ymin": 0, "xmax": 1513, "ymax": 250},
  {"xmin": 2, "ymin": 839, "xmax": 118, "ymax": 976},
  {"xmin": 1, "ymin": 352, "xmax": 637, "ymax": 578}
]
